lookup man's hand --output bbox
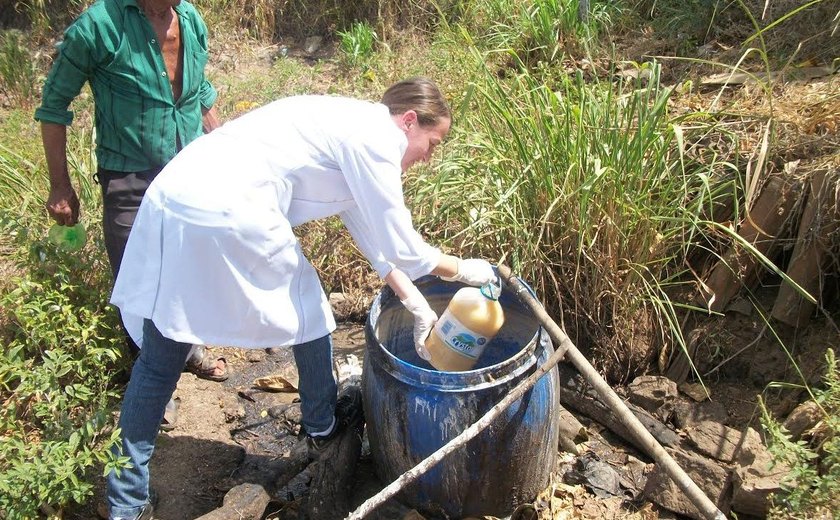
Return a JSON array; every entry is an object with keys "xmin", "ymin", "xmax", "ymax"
[
  {"xmin": 46, "ymin": 183, "xmax": 80, "ymax": 226},
  {"xmin": 202, "ymin": 106, "xmax": 221, "ymax": 133}
]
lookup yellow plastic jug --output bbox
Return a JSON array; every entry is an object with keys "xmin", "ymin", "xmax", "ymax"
[{"xmin": 425, "ymin": 283, "xmax": 504, "ymax": 371}]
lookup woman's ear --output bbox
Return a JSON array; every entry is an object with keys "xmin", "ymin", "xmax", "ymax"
[{"xmin": 401, "ymin": 110, "xmax": 418, "ymax": 130}]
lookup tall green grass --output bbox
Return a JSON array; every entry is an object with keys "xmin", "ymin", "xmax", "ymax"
[
  {"xmin": 0, "ymin": 30, "xmax": 39, "ymax": 107},
  {"xmin": 462, "ymin": 0, "xmax": 622, "ymax": 63},
  {"xmin": 413, "ymin": 52, "xmax": 742, "ymax": 381}
]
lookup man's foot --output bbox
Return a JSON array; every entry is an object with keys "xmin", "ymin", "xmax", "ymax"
[
  {"xmin": 305, "ymin": 385, "xmax": 364, "ymax": 459},
  {"xmin": 184, "ymin": 345, "xmax": 228, "ymax": 382}
]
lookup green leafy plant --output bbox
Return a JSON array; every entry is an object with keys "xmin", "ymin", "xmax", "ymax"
[
  {"xmin": 761, "ymin": 349, "xmax": 840, "ymax": 518},
  {"xmin": 471, "ymin": 0, "xmax": 621, "ymax": 63},
  {"xmin": 338, "ymin": 21, "xmax": 378, "ymax": 67},
  {"xmin": 0, "ymin": 211, "xmax": 127, "ymax": 517}
]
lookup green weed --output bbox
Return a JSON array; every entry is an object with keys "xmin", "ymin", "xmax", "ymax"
[
  {"xmin": 338, "ymin": 21, "xmax": 378, "ymax": 67},
  {"xmin": 762, "ymin": 349, "xmax": 840, "ymax": 518},
  {"xmin": 0, "ymin": 212, "xmax": 126, "ymax": 519}
]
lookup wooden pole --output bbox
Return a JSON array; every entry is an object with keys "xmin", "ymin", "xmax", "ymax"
[
  {"xmin": 496, "ymin": 264, "xmax": 726, "ymax": 520},
  {"xmin": 771, "ymin": 170, "xmax": 834, "ymax": 326}
]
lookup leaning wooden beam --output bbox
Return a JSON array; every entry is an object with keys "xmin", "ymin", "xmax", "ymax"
[
  {"xmin": 555, "ymin": 384, "xmax": 680, "ymax": 453},
  {"xmin": 701, "ymin": 175, "xmax": 800, "ymax": 312},
  {"xmin": 497, "ymin": 265, "xmax": 726, "ymax": 520},
  {"xmin": 772, "ymin": 170, "xmax": 836, "ymax": 326},
  {"xmin": 192, "ymin": 483, "xmax": 271, "ymax": 520}
]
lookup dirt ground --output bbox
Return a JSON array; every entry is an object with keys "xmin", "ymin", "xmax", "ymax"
[
  {"xmin": 69, "ymin": 323, "xmax": 418, "ymax": 520},
  {"xmin": 65, "ymin": 287, "xmax": 835, "ymax": 520}
]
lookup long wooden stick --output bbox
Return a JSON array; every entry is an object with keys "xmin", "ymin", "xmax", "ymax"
[{"xmin": 496, "ymin": 264, "xmax": 726, "ymax": 520}]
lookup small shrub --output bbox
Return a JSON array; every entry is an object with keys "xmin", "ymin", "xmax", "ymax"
[
  {"xmin": 338, "ymin": 21, "xmax": 378, "ymax": 67},
  {"xmin": 0, "ymin": 213, "xmax": 128, "ymax": 518}
]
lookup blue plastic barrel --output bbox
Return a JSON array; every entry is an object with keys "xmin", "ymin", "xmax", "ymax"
[{"xmin": 362, "ymin": 275, "xmax": 561, "ymax": 518}]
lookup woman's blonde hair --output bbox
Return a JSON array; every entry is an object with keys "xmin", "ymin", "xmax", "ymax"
[{"xmin": 381, "ymin": 77, "xmax": 451, "ymax": 127}]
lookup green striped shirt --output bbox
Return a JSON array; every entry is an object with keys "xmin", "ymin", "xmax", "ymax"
[{"xmin": 35, "ymin": 0, "xmax": 217, "ymax": 173}]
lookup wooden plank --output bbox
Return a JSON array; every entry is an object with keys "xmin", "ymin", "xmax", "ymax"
[
  {"xmin": 700, "ymin": 175, "xmax": 801, "ymax": 312},
  {"xmin": 771, "ymin": 170, "xmax": 837, "ymax": 326}
]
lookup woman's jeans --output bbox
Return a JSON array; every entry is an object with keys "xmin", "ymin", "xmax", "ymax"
[
  {"xmin": 294, "ymin": 335, "xmax": 337, "ymax": 436},
  {"xmin": 107, "ymin": 319, "xmax": 336, "ymax": 517}
]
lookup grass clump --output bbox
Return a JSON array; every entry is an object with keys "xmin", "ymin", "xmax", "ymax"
[
  {"xmin": 338, "ymin": 21, "xmax": 378, "ymax": 68},
  {"xmin": 0, "ymin": 30, "xmax": 40, "ymax": 107},
  {"xmin": 460, "ymin": 0, "xmax": 623, "ymax": 64}
]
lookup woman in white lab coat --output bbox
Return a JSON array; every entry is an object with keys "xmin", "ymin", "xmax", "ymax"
[{"xmin": 106, "ymin": 77, "xmax": 496, "ymax": 520}]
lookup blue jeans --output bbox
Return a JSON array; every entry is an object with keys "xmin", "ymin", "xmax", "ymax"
[
  {"xmin": 107, "ymin": 319, "xmax": 192, "ymax": 518},
  {"xmin": 293, "ymin": 334, "xmax": 337, "ymax": 436}
]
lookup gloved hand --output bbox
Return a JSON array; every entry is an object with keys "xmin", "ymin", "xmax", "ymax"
[
  {"xmin": 400, "ymin": 286, "xmax": 437, "ymax": 361},
  {"xmin": 441, "ymin": 258, "xmax": 496, "ymax": 287}
]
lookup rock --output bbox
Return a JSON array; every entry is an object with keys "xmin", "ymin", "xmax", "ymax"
[
  {"xmin": 245, "ymin": 349, "xmax": 266, "ymax": 363},
  {"xmin": 329, "ymin": 292, "xmax": 348, "ymax": 306},
  {"xmin": 678, "ymin": 382, "xmax": 710, "ymax": 402},
  {"xmin": 628, "ymin": 375, "xmax": 679, "ymax": 413},
  {"xmin": 672, "ymin": 398, "xmax": 728, "ymax": 429},
  {"xmin": 643, "ymin": 448, "xmax": 732, "ymax": 520},
  {"xmin": 731, "ymin": 427, "xmax": 790, "ymax": 517},
  {"xmin": 782, "ymin": 400, "xmax": 822, "ymax": 440},
  {"xmin": 733, "ymin": 427, "xmax": 773, "ymax": 468},
  {"xmin": 685, "ymin": 420, "xmax": 745, "ymax": 462},
  {"xmin": 732, "ymin": 465, "xmax": 784, "ymax": 517},
  {"xmin": 304, "ymin": 35, "xmax": 323, "ymax": 55}
]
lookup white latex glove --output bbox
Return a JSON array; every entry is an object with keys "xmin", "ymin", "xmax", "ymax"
[
  {"xmin": 441, "ymin": 258, "xmax": 496, "ymax": 287},
  {"xmin": 400, "ymin": 286, "xmax": 437, "ymax": 361}
]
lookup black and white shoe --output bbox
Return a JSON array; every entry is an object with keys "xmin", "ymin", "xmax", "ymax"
[{"xmin": 305, "ymin": 385, "xmax": 364, "ymax": 459}]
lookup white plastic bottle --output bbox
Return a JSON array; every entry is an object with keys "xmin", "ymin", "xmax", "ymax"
[{"xmin": 425, "ymin": 283, "xmax": 505, "ymax": 371}]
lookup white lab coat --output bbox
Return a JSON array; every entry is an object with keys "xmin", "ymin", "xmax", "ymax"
[{"xmin": 110, "ymin": 96, "xmax": 441, "ymax": 348}]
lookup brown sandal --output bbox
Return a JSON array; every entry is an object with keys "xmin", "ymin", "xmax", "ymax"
[{"xmin": 185, "ymin": 345, "xmax": 228, "ymax": 382}]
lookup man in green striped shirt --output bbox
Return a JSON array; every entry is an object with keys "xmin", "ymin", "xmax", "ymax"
[{"xmin": 35, "ymin": 0, "xmax": 224, "ymax": 518}]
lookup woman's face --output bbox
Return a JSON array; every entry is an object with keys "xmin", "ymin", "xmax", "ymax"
[{"xmin": 396, "ymin": 111, "xmax": 451, "ymax": 171}]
